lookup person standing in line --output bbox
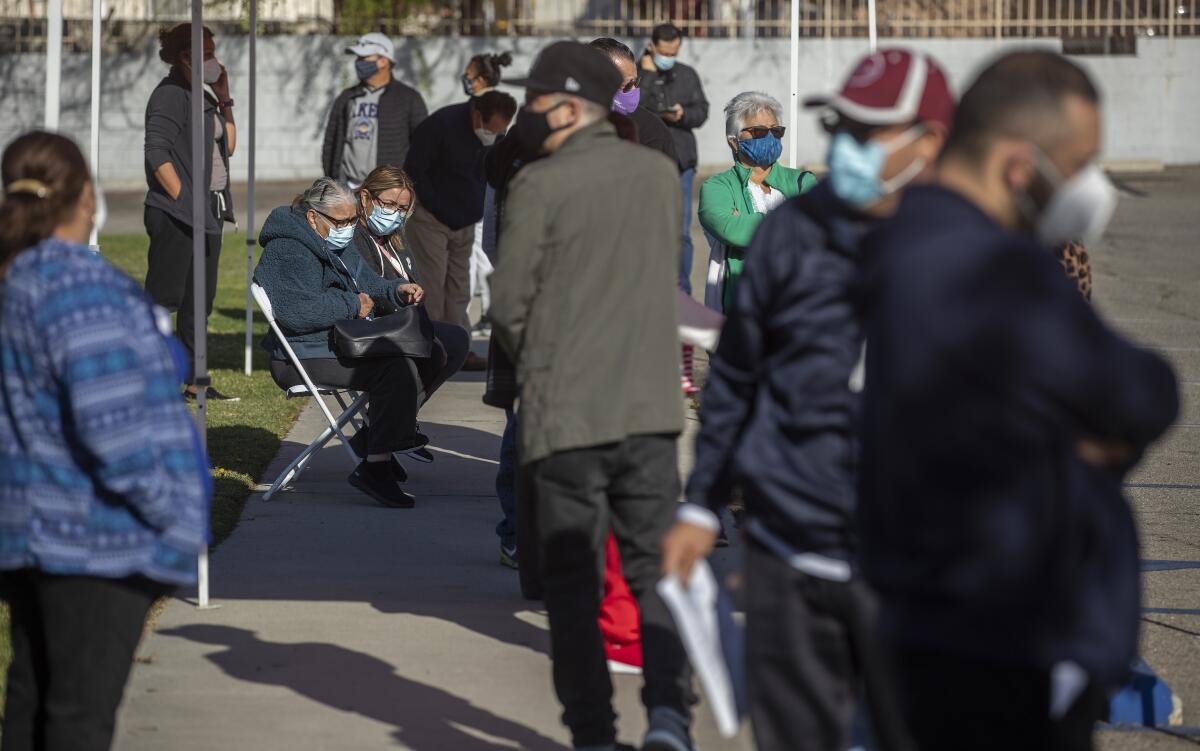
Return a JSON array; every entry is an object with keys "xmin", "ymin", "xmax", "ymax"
[
  {"xmin": 662, "ymin": 50, "xmax": 954, "ymax": 751},
  {"xmin": 404, "ymin": 90, "xmax": 516, "ymax": 371},
  {"xmin": 639, "ymin": 22, "xmax": 708, "ymax": 294},
  {"xmin": 460, "ymin": 51, "xmax": 513, "ymax": 338},
  {"xmin": 143, "ymin": 22, "xmax": 238, "ymax": 401},
  {"xmin": 699, "ymin": 92, "xmax": 817, "ymax": 313},
  {"xmin": 856, "ymin": 51, "xmax": 1178, "ymax": 750},
  {"xmin": 490, "ymin": 42, "xmax": 695, "ymax": 751},
  {"xmin": 461, "ymin": 51, "xmax": 513, "ymax": 97},
  {"xmin": 322, "ymin": 33, "xmax": 428, "ymax": 187},
  {"xmin": 590, "ymin": 37, "xmax": 678, "ymax": 165},
  {"xmin": 0, "ymin": 131, "xmax": 210, "ymax": 751}
]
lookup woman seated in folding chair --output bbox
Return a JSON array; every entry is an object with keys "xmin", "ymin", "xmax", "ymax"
[
  {"xmin": 350, "ymin": 165, "xmax": 470, "ymax": 404},
  {"xmin": 255, "ymin": 177, "xmax": 428, "ymax": 508}
]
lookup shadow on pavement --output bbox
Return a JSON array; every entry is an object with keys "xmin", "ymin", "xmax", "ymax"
[
  {"xmin": 214, "ymin": 420, "xmax": 554, "ymax": 658},
  {"xmin": 159, "ymin": 624, "xmax": 568, "ymax": 751}
]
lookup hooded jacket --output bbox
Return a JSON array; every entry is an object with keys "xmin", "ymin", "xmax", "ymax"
[
  {"xmin": 687, "ymin": 182, "xmax": 869, "ymax": 562},
  {"xmin": 254, "ymin": 206, "xmax": 409, "ymax": 361}
]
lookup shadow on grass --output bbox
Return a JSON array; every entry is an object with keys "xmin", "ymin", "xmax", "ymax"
[
  {"xmin": 158, "ymin": 625, "xmax": 568, "ymax": 751},
  {"xmin": 208, "ymin": 425, "xmax": 287, "ymax": 549}
]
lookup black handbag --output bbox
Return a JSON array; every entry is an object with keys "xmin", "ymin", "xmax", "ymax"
[{"xmin": 332, "ymin": 306, "xmax": 435, "ymax": 359}]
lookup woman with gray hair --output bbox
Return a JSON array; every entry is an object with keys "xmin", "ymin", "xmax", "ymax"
[
  {"xmin": 699, "ymin": 91, "xmax": 817, "ymax": 312},
  {"xmin": 254, "ymin": 177, "xmax": 426, "ymax": 508}
]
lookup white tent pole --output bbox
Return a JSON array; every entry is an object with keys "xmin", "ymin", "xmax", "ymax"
[
  {"xmin": 789, "ymin": 0, "xmax": 799, "ymax": 167},
  {"xmin": 190, "ymin": 2, "xmax": 212, "ymax": 609},
  {"xmin": 88, "ymin": 0, "xmax": 101, "ymax": 250},
  {"xmin": 244, "ymin": 0, "xmax": 257, "ymax": 376},
  {"xmin": 868, "ymin": 0, "xmax": 878, "ymax": 51},
  {"xmin": 45, "ymin": 0, "xmax": 63, "ymax": 130}
]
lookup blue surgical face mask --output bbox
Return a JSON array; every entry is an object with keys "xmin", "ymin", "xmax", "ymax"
[
  {"xmin": 367, "ymin": 204, "xmax": 405, "ymax": 236},
  {"xmin": 355, "ymin": 58, "xmax": 379, "ymax": 81},
  {"xmin": 826, "ymin": 127, "xmax": 926, "ymax": 209},
  {"xmin": 737, "ymin": 133, "xmax": 783, "ymax": 168},
  {"xmin": 324, "ymin": 223, "xmax": 355, "ymax": 250},
  {"xmin": 653, "ymin": 53, "xmax": 677, "ymax": 71}
]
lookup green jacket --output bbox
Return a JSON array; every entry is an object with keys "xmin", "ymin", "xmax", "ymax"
[
  {"xmin": 699, "ymin": 162, "xmax": 818, "ymax": 310},
  {"xmin": 490, "ymin": 121, "xmax": 684, "ymax": 464}
]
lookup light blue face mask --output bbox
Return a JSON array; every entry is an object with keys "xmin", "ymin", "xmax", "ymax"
[
  {"xmin": 367, "ymin": 204, "xmax": 405, "ymax": 236},
  {"xmin": 653, "ymin": 53, "xmax": 677, "ymax": 71},
  {"xmin": 826, "ymin": 127, "xmax": 926, "ymax": 209},
  {"xmin": 324, "ymin": 223, "xmax": 355, "ymax": 250}
]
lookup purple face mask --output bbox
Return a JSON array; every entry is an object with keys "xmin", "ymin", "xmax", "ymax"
[{"xmin": 612, "ymin": 87, "xmax": 641, "ymax": 115}]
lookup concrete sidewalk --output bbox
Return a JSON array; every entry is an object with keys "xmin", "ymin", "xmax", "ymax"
[{"xmin": 114, "ymin": 364, "xmax": 749, "ymax": 751}]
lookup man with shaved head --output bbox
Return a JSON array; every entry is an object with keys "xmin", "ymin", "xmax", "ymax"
[{"xmin": 857, "ymin": 51, "xmax": 1179, "ymax": 750}]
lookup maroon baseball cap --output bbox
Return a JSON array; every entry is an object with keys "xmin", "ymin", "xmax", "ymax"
[{"xmin": 805, "ymin": 49, "xmax": 955, "ymax": 131}]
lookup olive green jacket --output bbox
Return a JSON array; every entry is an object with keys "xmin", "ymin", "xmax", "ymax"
[
  {"xmin": 490, "ymin": 121, "xmax": 685, "ymax": 464},
  {"xmin": 699, "ymin": 162, "xmax": 818, "ymax": 310}
]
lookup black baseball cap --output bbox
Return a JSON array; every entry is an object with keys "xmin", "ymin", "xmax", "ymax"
[{"xmin": 503, "ymin": 41, "xmax": 622, "ymax": 107}]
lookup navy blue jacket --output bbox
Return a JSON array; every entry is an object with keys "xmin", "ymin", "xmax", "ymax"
[
  {"xmin": 857, "ymin": 185, "xmax": 1178, "ymax": 686},
  {"xmin": 254, "ymin": 206, "xmax": 408, "ymax": 360},
  {"xmin": 687, "ymin": 182, "xmax": 868, "ymax": 560},
  {"xmin": 403, "ymin": 101, "xmax": 487, "ymax": 231}
]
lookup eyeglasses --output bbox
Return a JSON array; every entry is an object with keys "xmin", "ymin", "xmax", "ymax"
[
  {"xmin": 312, "ymin": 207, "xmax": 357, "ymax": 229},
  {"xmin": 740, "ymin": 125, "xmax": 786, "ymax": 140},
  {"xmin": 372, "ymin": 194, "xmax": 410, "ymax": 213},
  {"xmin": 620, "ymin": 74, "xmax": 642, "ymax": 93}
]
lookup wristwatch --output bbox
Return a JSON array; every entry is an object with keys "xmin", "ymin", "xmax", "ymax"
[{"xmin": 219, "ymin": 99, "xmax": 235, "ymax": 109}]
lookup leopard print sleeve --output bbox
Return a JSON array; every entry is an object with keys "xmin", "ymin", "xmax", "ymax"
[{"xmin": 1055, "ymin": 241, "xmax": 1092, "ymax": 301}]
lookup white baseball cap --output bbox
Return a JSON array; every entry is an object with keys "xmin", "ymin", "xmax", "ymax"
[{"xmin": 346, "ymin": 32, "xmax": 395, "ymax": 63}]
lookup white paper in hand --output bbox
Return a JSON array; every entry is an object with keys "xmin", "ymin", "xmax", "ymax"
[
  {"xmin": 657, "ymin": 561, "xmax": 745, "ymax": 737},
  {"xmin": 677, "ymin": 288, "xmax": 725, "ymax": 352}
]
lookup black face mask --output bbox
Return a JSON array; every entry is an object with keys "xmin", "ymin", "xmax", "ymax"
[{"xmin": 513, "ymin": 102, "xmax": 572, "ymax": 159}]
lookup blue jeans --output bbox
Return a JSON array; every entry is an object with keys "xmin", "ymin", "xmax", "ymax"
[
  {"xmin": 495, "ymin": 409, "xmax": 518, "ymax": 547},
  {"xmin": 679, "ymin": 168, "xmax": 696, "ymax": 294}
]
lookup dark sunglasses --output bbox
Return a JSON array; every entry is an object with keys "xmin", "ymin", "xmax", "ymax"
[
  {"xmin": 820, "ymin": 112, "xmax": 916, "ymax": 144},
  {"xmin": 740, "ymin": 125, "xmax": 786, "ymax": 139},
  {"xmin": 620, "ymin": 74, "xmax": 642, "ymax": 94},
  {"xmin": 312, "ymin": 207, "xmax": 357, "ymax": 230}
]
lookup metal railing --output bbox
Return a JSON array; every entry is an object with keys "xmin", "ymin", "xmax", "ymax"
[{"xmin": 0, "ymin": 0, "xmax": 1194, "ymax": 52}]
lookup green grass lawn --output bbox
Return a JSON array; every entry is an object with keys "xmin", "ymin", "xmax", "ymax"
[{"xmin": 0, "ymin": 233, "xmax": 303, "ymax": 705}]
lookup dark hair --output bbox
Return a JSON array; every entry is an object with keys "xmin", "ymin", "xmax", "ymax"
[
  {"xmin": 468, "ymin": 52, "xmax": 513, "ymax": 88},
  {"xmin": 652, "ymin": 23, "xmax": 683, "ymax": 44},
  {"xmin": 158, "ymin": 23, "xmax": 214, "ymax": 67},
  {"xmin": 473, "ymin": 90, "xmax": 518, "ymax": 123},
  {"xmin": 590, "ymin": 37, "xmax": 635, "ymax": 64},
  {"xmin": 943, "ymin": 51, "xmax": 1100, "ymax": 165},
  {"xmin": 0, "ymin": 131, "xmax": 89, "ymax": 274}
]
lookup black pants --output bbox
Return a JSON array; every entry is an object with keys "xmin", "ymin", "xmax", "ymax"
[
  {"xmin": 270, "ymin": 356, "xmax": 420, "ymax": 455},
  {"xmin": 745, "ymin": 542, "xmax": 912, "ymax": 751},
  {"xmin": 0, "ymin": 570, "xmax": 168, "ymax": 751},
  {"xmin": 529, "ymin": 434, "xmax": 694, "ymax": 748},
  {"xmin": 144, "ymin": 203, "xmax": 222, "ymax": 385},
  {"xmin": 893, "ymin": 647, "xmax": 1108, "ymax": 751}
]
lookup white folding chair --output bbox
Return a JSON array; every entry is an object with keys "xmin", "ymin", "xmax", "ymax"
[{"xmin": 251, "ymin": 283, "xmax": 368, "ymax": 500}]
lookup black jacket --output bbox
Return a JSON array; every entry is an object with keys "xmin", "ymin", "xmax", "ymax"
[
  {"xmin": 857, "ymin": 185, "xmax": 1179, "ymax": 686},
  {"xmin": 349, "ymin": 223, "xmax": 417, "ymax": 316},
  {"xmin": 322, "ymin": 79, "xmax": 428, "ymax": 181},
  {"xmin": 641, "ymin": 62, "xmax": 709, "ymax": 171},
  {"xmin": 629, "ymin": 106, "xmax": 679, "ymax": 167},
  {"xmin": 404, "ymin": 101, "xmax": 489, "ymax": 231},
  {"xmin": 687, "ymin": 183, "xmax": 868, "ymax": 560},
  {"xmin": 143, "ymin": 69, "xmax": 235, "ymax": 233}
]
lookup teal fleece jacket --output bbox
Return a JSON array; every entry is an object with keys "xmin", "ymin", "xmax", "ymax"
[{"xmin": 254, "ymin": 206, "xmax": 408, "ymax": 360}]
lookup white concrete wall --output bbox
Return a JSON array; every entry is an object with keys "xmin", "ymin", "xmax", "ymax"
[{"xmin": 2, "ymin": 35, "xmax": 1196, "ymax": 189}]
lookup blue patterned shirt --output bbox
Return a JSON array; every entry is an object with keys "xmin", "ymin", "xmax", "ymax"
[{"xmin": 0, "ymin": 238, "xmax": 210, "ymax": 585}]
